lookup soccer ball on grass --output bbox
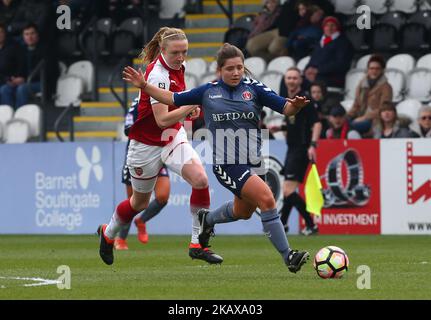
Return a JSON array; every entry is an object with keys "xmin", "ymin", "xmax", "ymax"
[{"xmin": 313, "ymin": 246, "xmax": 349, "ymax": 279}]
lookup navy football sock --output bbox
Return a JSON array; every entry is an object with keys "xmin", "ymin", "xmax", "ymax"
[
  {"xmin": 261, "ymin": 208, "xmax": 290, "ymax": 263},
  {"xmin": 139, "ymin": 199, "xmax": 167, "ymax": 223},
  {"xmin": 206, "ymin": 201, "xmax": 236, "ymax": 226},
  {"xmin": 118, "ymin": 222, "xmax": 131, "ymax": 240}
]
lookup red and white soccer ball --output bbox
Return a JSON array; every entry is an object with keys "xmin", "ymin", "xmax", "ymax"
[{"xmin": 313, "ymin": 246, "xmax": 349, "ymax": 279}]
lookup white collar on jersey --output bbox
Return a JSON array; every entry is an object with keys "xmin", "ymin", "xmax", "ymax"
[{"xmin": 160, "ymin": 53, "xmax": 185, "ymax": 71}]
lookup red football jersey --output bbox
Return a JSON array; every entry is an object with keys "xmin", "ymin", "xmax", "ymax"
[{"xmin": 128, "ymin": 54, "xmax": 185, "ymax": 146}]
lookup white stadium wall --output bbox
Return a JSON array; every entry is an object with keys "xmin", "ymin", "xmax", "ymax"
[{"xmin": 380, "ymin": 139, "xmax": 431, "ymax": 234}]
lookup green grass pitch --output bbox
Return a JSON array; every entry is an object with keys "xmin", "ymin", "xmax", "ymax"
[{"xmin": 0, "ymin": 235, "xmax": 430, "ymax": 300}]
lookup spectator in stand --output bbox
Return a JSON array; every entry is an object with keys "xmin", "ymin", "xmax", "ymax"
[
  {"xmin": 347, "ymin": 54, "xmax": 393, "ymax": 136},
  {"xmin": 245, "ymin": 0, "xmax": 284, "ymax": 61},
  {"xmin": 54, "ymin": 0, "xmax": 98, "ymax": 22},
  {"xmin": 309, "ymin": 81, "xmax": 332, "ymax": 138},
  {"xmin": 0, "ymin": 0, "xmax": 21, "ymax": 26},
  {"xmin": 277, "ymin": 0, "xmax": 334, "ymax": 47},
  {"xmin": 8, "ymin": 0, "xmax": 50, "ymax": 36},
  {"xmin": 158, "ymin": 0, "xmax": 186, "ymax": 28},
  {"xmin": 373, "ymin": 101, "xmax": 419, "ymax": 138},
  {"xmin": 325, "ymin": 104, "xmax": 361, "ymax": 139},
  {"xmin": 410, "ymin": 106, "xmax": 431, "ymax": 138},
  {"xmin": 286, "ymin": 1, "xmax": 323, "ymax": 61},
  {"xmin": 0, "ymin": 23, "xmax": 23, "ymax": 105},
  {"xmin": 303, "ymin": 16, "xmax": 353, "ymax": 90},
  {"xmin": 0, "ymin": 23, "xmax": 43, "ymax": 109}
]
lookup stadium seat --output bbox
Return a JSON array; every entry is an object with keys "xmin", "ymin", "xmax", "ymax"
[
  {"xmin": 378, "ymin": 11, "xmax": 406, "ymax": 30},
  {"xmin": 264, "ymin": 113, "xmax": 285, "ymax": 140},
  {"xmin": 208, "ymin": 60, "xmax": 217, "ymax": 73},
  {"xmin": 385, "ymin": 68, "xmax": 406, "ymax": 102},
  {"xmin": 344, "ymin": 68, "xmax": 366, "ymax": 100},
  {"xmin": 400, "ymin": 23, "xmax": 430, "ymax": 52},
  {"xmin": 118, "ymin": 17, "xmax": 144, "ymax": 41},
  {"xmin": 58, "ymin": 61, "xmax": 67, "ymax": 77},
  {"xmin": 111, "ymin": 30, "xmax": 137, "ymax": 57},
  {"xmin": 416, "ymin": 53, "xmax": 431, "ymax": 70},
  {"xmin": 96, "ymin": 17, "xmax": 114, "ymax": 37},
  {"xmin": 296, "ymin": 55, "xmax": 310, "ymax": 73},
  {"xmin": 57, "ymin": 19, "xmax": 83, "ymax": 60},
  {"xmin": 67, "ymin": 61, "xmax": 94, "ymax": 93},
  {"xmin": 200, "ymin": 72, "xmax": 217, "ymax": 85},
  {"xmin": 387, "ymin": 54, "xmax": 415, "ymax": 75},
  {"xmin": 57, "ymin": 31, "xmax": 82, "ymax": 59},
  {"xmin": 340, "ymin": 99, "xmax": 354, "ymax": 113},
  {"xmin": 185, "ymin": 73, "xmax": 198, "ymax": 89},
  {"xmin": 406, "ymin": 68, "xmax": 431, "ymax": 102},
  {"xmin": 261, "ymin": 106, "xmax": 275, "ymax": 121},
  {"xmin": 232, "ymin": 14, "xmax": 256, "ymax": 31},
  {"xmin": 13, "ymin": 104, "xmax": 42, "ymax": 138},
  {"xmin": 223, "ymin": 27, "xmax": 250, "ymax": 53},
  {"xmin": 260, "ymin": 71, "xmax": 284, "ymax": 95},
  {"xmin": 332, "ymin": 0, "xmax": 358, "ymax": 15},
  {"xmin": 55, "ymin": 75, "xmax": 84, "ymax": 107},
  {"xmin": 267, "ymin": 56, "xmax": 295, "ymax": 74},
  {"xmin": 186, "ymin": 58, "xmax": 208, "ymax": 80},
  {"xmin": 355, "ymin": 54, "xmax": 372, "ymax": 69},
  {"xmin": 0, "ymin": 105, "xmax": 14, "ymax": 131},
  {"xmin": 390, "ymin": 0, "xmax": 418, "ymax": 13},
  {"xmin": 345, "ymin": 25, "xmax": 369, "ymax": 52},
  {"xmin": 370, "ymin": 24, "xmax": 398, "ymax": 52},
  {"xmin": 408, "ymin": 10, "xmax": 431, "ymax": 30},
  {"xmin": 83, "ymin": 30, "xmax": 110, "ymax": 57},
  {"xmin": 244, "ymin": 57, "xmax": 266, "ymax": 78},
  {"xmin": 396, "ymin": 99, "xmax": 423, "ymax": 122},
  {"xmin": 362, "ymin": 0, "xmax": 389, "ymax": 14},
  {"xmin": 420, "ymin": 0, "xmax": 431, "ymax": 10},
  {"xmin": 4, "ymin": 119, "xmax": 30, "ymax": 143}
]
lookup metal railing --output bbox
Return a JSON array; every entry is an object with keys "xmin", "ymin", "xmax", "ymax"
[
  {"xmin": 216, "ymin": 0, "xmax": 234, "ymax": 27},
  {"xmin": 108, "ymin": 57, "xmax": 131, "ymax": 114},
  {"xmin": 54, "ymin": 103, "xmax": 75, "ymax": 142},
  {"xmin": 78, "ymin": 16, "xmax": 99, "ymax": 101}
]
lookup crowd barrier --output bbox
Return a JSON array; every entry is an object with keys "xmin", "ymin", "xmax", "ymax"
[{"xmin": 0, "ymin": 139, "xmax": 429, "ymax": 235}]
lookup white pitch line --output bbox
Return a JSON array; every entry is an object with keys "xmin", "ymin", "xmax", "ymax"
[{"xmin": 0, "ymin": 276, "xmax": 61, "ymax": 288}]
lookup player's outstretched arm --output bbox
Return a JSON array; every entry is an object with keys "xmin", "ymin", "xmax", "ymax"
[
  {"xmin": 283, "ymin": 96, "xmax": 310, "ymax": 117},
  {"xmin": 122, "ymin": 66, "xmax": 175, "ymax": 106}
]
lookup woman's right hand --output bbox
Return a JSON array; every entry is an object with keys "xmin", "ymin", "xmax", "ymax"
[{"xmin": 122, "ymin": 66, "xmax": 147, "ymax": 89}]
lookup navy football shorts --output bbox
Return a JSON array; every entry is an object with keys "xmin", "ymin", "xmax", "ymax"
[{"xmin": 213, "ymin": 164, "xmax": 264, "ymax": 198}]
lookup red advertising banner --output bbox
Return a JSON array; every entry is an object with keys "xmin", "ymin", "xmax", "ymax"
[{"xmin": 300, "ymin": 140, "xmax": 381, "ymax": 234}]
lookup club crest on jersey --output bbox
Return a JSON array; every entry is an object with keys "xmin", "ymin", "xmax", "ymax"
[
  {"xmin": 158, "ymin": 83, "xmax": 166, "ymax": 89},
  {"xmin": 242, "ymin": 91, "xmax": 252, "ymax": 101},
  {"xmin": 134, "ymin": 167, "xmax": 143, "ymax": 176}
]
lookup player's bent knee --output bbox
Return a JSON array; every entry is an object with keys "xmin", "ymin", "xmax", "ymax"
[
  {"xmin": 156, "ymin": 196, "xmax": 169, "ymax": 206},
  {"xmin": 191, "ymin": 172, "xmax": 208, "ymax": 189},
  {"xmin": 258, "ymin": 193, "xmax": 276, "ymax": 211},
  {"xmin": 130, "ymin": 198, "xmax": 149, "ymax": 212},
  {"xmin": 237, "ymin": 212, "xmax": 253, "ymax": 220}
]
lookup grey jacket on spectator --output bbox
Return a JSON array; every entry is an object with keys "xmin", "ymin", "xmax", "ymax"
[{"xmin": 373, "ymin": 120, "xmax": 419, "ymax": 138}]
